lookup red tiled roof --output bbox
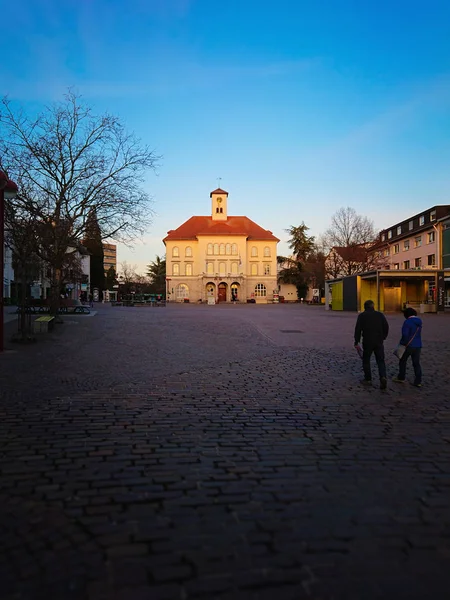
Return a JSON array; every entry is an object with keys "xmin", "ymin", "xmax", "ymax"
[
  {"xmin": 332, "ymin": 245, "xmax": 368, "ymax": 262},
  {"xmin": 163, "ymin": 216, "xmax": 279, "ymax": 242},
  {"xmin": 209, "ymin": 188, "xmax": 228, "ymax": 197}
]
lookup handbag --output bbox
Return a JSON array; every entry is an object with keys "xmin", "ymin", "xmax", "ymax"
[{"xmin": 393, "ymin": 325, "xmax": 420, "ymax": 360}]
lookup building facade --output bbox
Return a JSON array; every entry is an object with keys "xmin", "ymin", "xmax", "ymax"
[
  {"xmin": 103, "ymin": 243, "xmax": 117, "ymax": 274},
  {"xmin": 164, "ymin": 188, "xmax": 279, "ymax": 303},
  {"xmin": 326, "ymin": 205, "xmax": 450, "ymax": 312}
]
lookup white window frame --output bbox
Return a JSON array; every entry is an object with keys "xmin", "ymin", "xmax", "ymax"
[
  {"xmin": 254, "ymin": 283, "xmax": 267, "ymax": 297},
  {"xmin": 419, "ymin": 215, "xmax": 425, "ymax": 226}
]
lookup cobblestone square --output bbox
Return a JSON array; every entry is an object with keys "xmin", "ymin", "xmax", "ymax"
[{"xmin": 1, "ymin": 304, "xmax": 449, "ymax": 599}]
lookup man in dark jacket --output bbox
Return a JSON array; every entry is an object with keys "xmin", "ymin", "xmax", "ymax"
[{"xmin": 354, "ymin": 299, "xmax": 389, "ymax": 389}]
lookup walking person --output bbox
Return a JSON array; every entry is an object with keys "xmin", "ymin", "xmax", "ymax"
[
  {"xmin": 354, "ymin": 299, "xmax": 389, "ymax": 390},
  {"xmin": 393, "ymin": 307, "xmax": 423, "ymax": 387}
]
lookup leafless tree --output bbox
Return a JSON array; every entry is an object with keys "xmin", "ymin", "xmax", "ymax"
[
  {"xmin": 322, "ymin": 207, "xmax": 379, "ymax": 278},
  {"xmin": 0, "ymin": 90, "xmax": 159, "ymax": 314}
]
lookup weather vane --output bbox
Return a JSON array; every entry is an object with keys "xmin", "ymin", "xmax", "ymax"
[{"xmin": 216, "ymin": 177, "xmax": 222, "ymax": 188}]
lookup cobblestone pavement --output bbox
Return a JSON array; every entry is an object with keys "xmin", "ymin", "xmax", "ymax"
[{"xmin": 1, "ymin": 304, "xmax": 450, "ymax": 600}]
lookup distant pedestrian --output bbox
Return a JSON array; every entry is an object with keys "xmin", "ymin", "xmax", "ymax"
[
  {"xmin": 354, "ymin": 299, "xmax": 389, "ymax": 390},
  {"xmin": 393, "ymin": 307, "xmax": 423, "ymax": 387}
]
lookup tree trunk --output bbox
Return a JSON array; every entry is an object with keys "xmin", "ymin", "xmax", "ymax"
[
  {"xmin": 49, "ymin": 267, "xmax": 63, "ymax": 319},
  {"xmin": 19, "ymin": 274, "xmax": 28, "ymax": 340}
]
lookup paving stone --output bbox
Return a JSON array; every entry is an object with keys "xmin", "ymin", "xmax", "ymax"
[{"xmin": 1, "ymin": 304, "xmax": 450, "ymax": 599}]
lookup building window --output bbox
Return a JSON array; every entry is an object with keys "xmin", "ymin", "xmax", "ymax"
[
  {"xmin": 206, "ymin": 262, "xmax": 214, "ymax": 275},
  {"xmin": 409, "ymin": 221, "xmax": 414, "ymax": 231},
  {"xmin": 430, "ymin": 210, "xmax": 436, "ymax": 222},
  {"xmin": 415, "ymin": 257, "xmax": 422, "ymax": 268},
  {"xmin": 185, "ymin": 246, "xmax": 192, "ymax": 257},
  {"xmin": 393, "ymin": 244, "xmax": 399, "ymax": 254},
  {"xmin": 404, "ymin": 260, "xmax": 410, "ymax": 269},
  {"xmin": 207, "ymin": 243, "xmax": 213, "ymax": 255},
  {"xmin": 419, "ymin": 215, "xmax": 425, "ymax": 226},
  {"xmin": 393, "ymin": 263, "xmax": 399, "ymax": 270},
  {"xmin": 231, "ymin": 262, "xmax": 238, "ymax": 275},
  {"xmin": 226, "ymin": 243, "xmax": 231, "ymax": 255},
  {"xmin": 264, "ymin": 246, "xmax": 271, "ymax": 257},
  {"xmin": 185, "ymin": 263, "xmax": 192, "ymax": 276},
  {"xmin": 404, "ymin": 240, "xmax": 410, "ymax": 251},
  {"xmin": 176, "ymin": 283, "xmax": 189, "ymax": 300},
  {"xmin": 428, "ymin": 254, "xmax": 436, "ymax": 266},
  {"xmin": 254, "ymin": 283, "xmax": 267, "ymax": 297},
  {"xmin": 219, "ymin": 262, "xmax": 226, "ymax": 275},
  {"xmin": 172, "ymin": 246, "xmax": 179, "ymax": 257},
  {"xmin": 384, "ymin": 248, "xmax": 390, "ymax": 257},
  {"xmin": 172, "ymin": 263, "xmax": 180, "ymax": 275},
  {"xmin": 251, "ymin": 263, "xmax": 258, "ymax": 276},
  {"xmin": 219, "ymin": 244, "xmax": 225, "ymax": 255},
  {"xmin": 428, "ymin": 231, "xmax": 435, "ymax": 243},
  {"xmin": 414, "ymin": 236, "xmax": 422, "ymax": 247},
  {"xmin": 381, "ymin": 233, "xmax": 386, "ymax": 242},
  {"xmin": 231, "ymin": 243, "xmax": 238, "ymax": 255},
  {"xmin": 397, "ymin": 226, "xmax": 402, "ymax": 235},
  {"xmin": 264, "ymin": 264, "xmax": 271, "ymax": 275},
  {"xmin": 251, "ymin": 246, "xmax": 258, "ymax": 257},
  {"xmin": 388, "ymin": 230, "xmax": 392, "ymax": 239}
]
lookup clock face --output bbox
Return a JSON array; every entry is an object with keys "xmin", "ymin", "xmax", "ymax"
[{"xmin": 217, "ymin": 197, "xmax": 222, "ymax": 204}]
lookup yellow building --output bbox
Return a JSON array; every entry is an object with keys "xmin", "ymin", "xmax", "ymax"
[{"xmin": 163, "ymin": 188, "xmax": 279, "ymax": 303}]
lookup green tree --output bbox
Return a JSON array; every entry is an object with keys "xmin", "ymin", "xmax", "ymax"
[
  {"xmin": 285, "ymin": 223, "xmax": 316, "ymax": 262},
  {"xmin": 105, "ymin": 266, "xmax": 118, "ymax": 290},
  {"xmin": 83, "ymin": 209, "xmax": 105, "ymax": 293},
  {"xmin": 146, "ymin": 255, "xmax": 166, "ymax": 294}
]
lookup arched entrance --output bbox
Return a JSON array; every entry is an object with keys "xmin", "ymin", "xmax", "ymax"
[
  {"xmin": 206, "ymin": 282, "xmax": 216, "ymax": 300},
  {"xmin": 176, "ymin": 283, "xmax": 189, "ymax": 301},
  {"xmin": 231, "ymin": 282, "xmax": 240, "ymax": 302},
  {"xmin": 218, "ymin": 282, "xmax": 227, "ymax": 303}
]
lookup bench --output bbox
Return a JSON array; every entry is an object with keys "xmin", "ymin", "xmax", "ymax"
[{"xmin": 33, "ymin": 315, "xmax": 55, "ymax": 333}]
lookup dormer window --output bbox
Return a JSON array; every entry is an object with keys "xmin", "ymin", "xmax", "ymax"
[
  {"xmin": 430, "ymin": 210, "xmax": 436, "ymax": 222},
  {"xmin": 397, "ymin": 226, "xmax": 402, "ymax": 235},
  {"xmin": 381, "ymin": 233, "xmax": 386, "ymax": 242},
  {"xmin": 388, "ymin": 230, "xmax": 392, "ymax": 239},
  {"xmin": 419, "ymin": 215, "xmax": 425, "ymax": 226}
]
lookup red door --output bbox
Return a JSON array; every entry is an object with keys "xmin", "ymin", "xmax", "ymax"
[{"xmin": 218, "ymin": 284, "xmax": 227, "ymax": 303}]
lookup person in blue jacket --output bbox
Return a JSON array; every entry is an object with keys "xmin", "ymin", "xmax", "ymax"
[{"xmin": 393, "ymin": 307, "xmax": 423, "ymax": 387}]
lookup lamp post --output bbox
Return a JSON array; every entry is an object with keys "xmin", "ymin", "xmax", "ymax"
[{"xmin": 0, "ymin": 170, "xmax": 19, "ymax": 353}]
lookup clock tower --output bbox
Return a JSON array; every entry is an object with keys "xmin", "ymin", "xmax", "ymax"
[{"xmin": 210, "ymin": 188, "xmax": 228, "ymax": 221}]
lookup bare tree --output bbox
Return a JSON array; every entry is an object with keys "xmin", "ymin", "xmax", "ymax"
[
  {"xmin": 0, "ymin": 90, "xmax": 159, "ymax": 314},
  {"xmin": 322, "ymin": 207, "xmax": 378, "ymax": 278}
]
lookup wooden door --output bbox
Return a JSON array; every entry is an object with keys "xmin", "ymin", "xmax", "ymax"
[
  {"xmin": 218, "ymin": 285, "xmax": 227, "ymax": 303},
  {"xmin": 384, "ymin": 287, "xmax": 401, "ymax": 312}
]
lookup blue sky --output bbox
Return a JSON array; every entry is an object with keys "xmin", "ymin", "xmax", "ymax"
[{"xmin": 2, "ymin": 0, "xmax": 450, "ymax": 272}]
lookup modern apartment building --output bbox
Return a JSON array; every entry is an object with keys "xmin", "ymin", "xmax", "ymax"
[
  {"xmin": 103, "ymin": 243, "xmax": 117, "ymax": 274},
  {"xmin": 325, "ymin": 205, "xmax": 450, "ymax": 312},
  {"xmin": 376, "ymin": 205, "xmax": 450, "ymax": 271}
]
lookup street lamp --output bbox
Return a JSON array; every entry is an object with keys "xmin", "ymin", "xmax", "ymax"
[{"xmin": 0, "ymin": 170, "xmax": 19, "ymax": 353}]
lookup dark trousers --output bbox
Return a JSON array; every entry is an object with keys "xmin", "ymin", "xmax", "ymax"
[
  {"xmin": 362, "ymin": 343, "xmax": 387, "ymax": 381},
  {"xmin": 398, "ymin": 347, "xmax": 422, "ymax": 384}
]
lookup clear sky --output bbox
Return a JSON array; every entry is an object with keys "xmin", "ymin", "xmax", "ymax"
[{"xmin": 2, "ymin": 0, "xmax": 450, "ymax": 273}]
